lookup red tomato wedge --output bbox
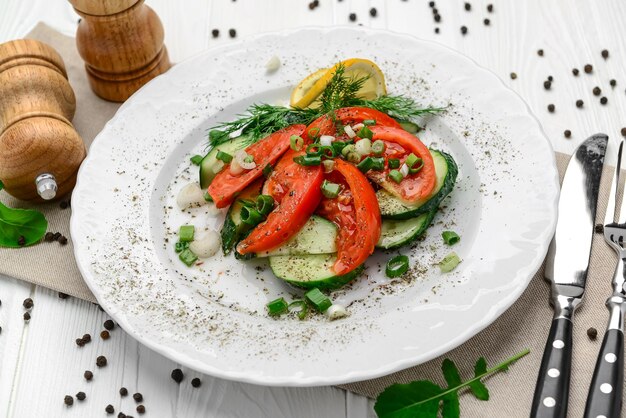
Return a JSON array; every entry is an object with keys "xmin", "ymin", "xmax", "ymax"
[
  {"xmin": 305, "ymin": 107, "xmax": 401, "ymax": 139},
  {"xmin": 208, "ymin": 125, "xmax": 305, "ymax": 208},
  {"xmin": 236, "ymin": 149, "xmax": 323, "ymax": 254},
  {"xmin": 316, "ymin": 159, "xmax": 381, "ymax": 276},
  {"xmin": 366, "ymin": 126, "xmax": 436, "ymax": 202}
]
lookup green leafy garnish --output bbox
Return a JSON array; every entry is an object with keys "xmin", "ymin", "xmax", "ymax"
[
  {"xmin": 0, "ymin": 182, "xmax": 48, "ymax": 248},
  {"xmin": 374, "ymin": 349, "xmax": 530, "ymax": 418}
]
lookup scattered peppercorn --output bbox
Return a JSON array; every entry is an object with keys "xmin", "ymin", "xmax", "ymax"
[
  {"xmin": 106, "ymin": 405, "xmax": 115, "ymax": 414},
  {"xmin": 621, "ymin": 127, "xmax": 626, "ymax": 137},
  {"xmin": 434, "ymin": 14, "xmax": 441, "ymax": 22},
  {"xmin": 76, "ymin": 392, "xmax": 86, "ymax": 401},
  {"xmin": 487, "ymin": 4, "xmax": 493, "ymax": 12},
  {"xmin": 76, "ymin": 338, "xmax": 85, "ymax": 347},
  {"xmin": 593, "ymin": 86, "xmax": 601, "ymax": 96},
  {"xmin": 104, "ymin": 319, "xmax": 115, "ymax": 330},
  {"xmin": 610, "ymin": 79, "xmax": 617, "ymax": 88},
  {"xmin": 23, "ymin": 298, "xmax": 33, "ymax": 309},
  {"xmin": 576, "ymin": 99, "xmax": 584, "ymax": 108},
  {"xmin": 96, "ymin": 355, "xmax": 107, "ymax": 367},
  {"xmin": 137, "ymin": 405, "xmax": 146, "ymax": 414},
  {"xmin": 510, "ymin": 72, "xmax": 517, "ymax": 80},
  {"xmin": 564, "ymin": 130, "xmax": 572, "ymax": 138},
  {"xmin": 429, "ymin": 1, "xmax": 435, "ymax": 7},
  {"xmin": 17, "ymin": 235, "xmax": 26, "ymax": 246},
  {"xmin": 44, "ymin": 232, "xmax": 54, "ymax": 242},
  {"xmin": 64, "ymin": 395, "xmax": 74, "ymax": 406},
  {"xmin": 464, "ymin": 2, "xmax": 471, "ymax": 11},
  {"xmin": 83, "ymin": 334, "xmax": 91, "ymax": 343},
  {"xmin": 547, "ymin": 75, "xmax": 553, "ymax": 82},
  {"xmin": 547, "ymin": 104, "xmax": 555, "ymax": 113},
  {"xmin": 537, "ymin": 49, "xmax": 544, "ymax": 56},
  {"xmin": 191, "ymin": 377, "xmax": 202, "ymax": 388},
  {"xmin": 572, "ymin": 68, "xmax": 579, "ymax": 76},
  {"xmin": 228, "ymin": 28, "xmax": 236, "ymax": 38},
  {"xmin": 432, "ymin": 8, "xmax": 438, "ymax": 14},
  {"xmin": 543, "ymin": 80, "xmax": 551, "ymax": 90},
  {"xmin": 23, "ymin": 312, "xmax": 31, "ymax": 321},
  {"xmin": 84, "ymin": 370, "xmax": 93, "ymax": 381},
  {"xmin": 587, "ymin": 327, "xmax": 598, "ymax": 340},
  {"xmin": 600, "ymin": 96, "xmax": 608, "ymax": 105},
  {"xmin": 595, "ymin": 224, "xmax": 604, "ymax": 233},
  {"xmin": 133, "ymin": 393, "xmax": 143, "ymax": 402},
  {"xmin": 435, "ymin": 27, "xmax": 440, "ymax": 34},
  {"xmin": 171, "ymin": 368, "xmax": 184, "ymax": 383},
  {"xmin": 53, "ymin": 232, "xmax": 62, "ymax": 241},
  {"xmin": 101, "ymin": 330, "xmax": 110, "ymax": 340},
  {"xmin": 483, "ymin": 18, "xmax": 490, "ymax": 25},
  {"xmin": 308, "ymin": 2, "xmax": 315, "ymax": 10},
  {"xmin": 369, "ymin": 7, "xmax": 377, "ymax": 17},
  {"xmin": 58, "ymin": 236, "xmax": 68, "ymax": 245},
  {"xmin": 120, "ymin": 387, "xmax": 128, "ymax": 396},
  {"xmin": 211, "ymin": 29, "xmax": 219, "ymax": 38},
  {"xmin": 117, "ymin": 413, "xmax": 126, "ymax": 418},
  {"xmin": 58, "ymin": 292, "xmax": 68, "ymax": 299},
  {"xmin": 601, "ymin": 49, "xmax": 609, "ymax": 59},
  {"xmin": 60, "ymin": 200, "xmax": 69, "ymax": 209},
  {"xmin": 349, "ymin": 13, "xmax": 356, "ymax": 22},
  {"xmin": 460, "ymin": 26, "xmax": 468, "ymax": 35},
  {"xmin": 584, "ymin": 64, "xmax": 593, "ymax": 74}
]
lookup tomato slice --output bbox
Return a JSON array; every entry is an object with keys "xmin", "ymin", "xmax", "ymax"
[
  {"xmin": 316, "ymin": 159, "xmax": 381, "ymax": 275},
  {"xmin": 236, "ymin": 149, "xmax": 323, "ymax": 254},
  {"xmin": 305, "ymin": 107, "xmax": 401, "ymax": 139},
  {"xmin": 208, "ymin": 125, "xmax": 305, "ymax": 208},
  {"xmin": 366, "ymin": 126, "xmax": 436, "ymax": 202}
]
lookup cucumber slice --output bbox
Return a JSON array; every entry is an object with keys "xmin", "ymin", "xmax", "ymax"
[
  {"xmin": 257, "ymin": 216, "xmax": 337, "ymax": 257},
  {"xmin": 376, "ymin": 210, "xmax": 437, "ymax": 250},
  {"xmin": 199, "ymin": 134, "xmax": 252, "ymax": 189},
  {"xmin": 397, "ymin": 119, "xmax": 421, "ymax": 134},
  {"xmin": 220, "ymin": 179, "xmax": 263, "ymax": 255},
  {"xmin": 377, "ymin": 149, "xmax": 458, "ymax": 220},
  {"xmin": 269, "ymin": 254, "xmax": 363, "ymax": 290}
]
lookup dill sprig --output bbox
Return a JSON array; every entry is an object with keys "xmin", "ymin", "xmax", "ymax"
[
  {"xmin": 317, "ymin": 63, "xmax": 369, "ymax": 114},
  {"xmin": 351, "ymin": 96, "xmax": 446, "ymax": 121}
]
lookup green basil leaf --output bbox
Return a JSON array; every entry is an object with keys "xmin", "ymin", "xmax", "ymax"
[{"xmin": 0, "ymin": 203, "xmax": 48, "ymax": 248}]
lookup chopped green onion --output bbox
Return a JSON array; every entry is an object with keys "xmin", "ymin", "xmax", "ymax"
[
  {"xmin": 307, "ymin": 127, "xmax": 320, "ymax": 140},
  {"xmin": 179, "ymin": 225, "xmax": 195, "ymax": 242},
  {"xmin": 442, "ymin": 231, "xmax": 460, "ymax": 246},
  {"xmin": 256, "ymin": 194, "xmax": 275, "ymax": 215},
  {"xmin": 262, "ymin": 164, "xmax": 273, "ymax": 177},
  {"xmin": 386, "ymin": 255, "xmax": 409, "ymax": 278},
  {"xmin": 203, "ymin": 191, "xmax": 213, "ymax": 202},
  {"xmin": 388, "ymin": 169, "xmax": 404, "ymax": 183},
  {"xmin": 190, "ymin": 155, "xmax": 203, "ymax": 165},
  {"xmin": 371, "ymin": 140, "xmax": 385, "ymax": 156},
  {"xmin": 341, "ymin": 143, "xmax": 356, "ymax": 157},
  {"xmin": 267, "ymin": 297, "xmax": 289, "ymax": 316},
  {"xmin": 346, "ymin": 152, "xmax": 361, "ymax": 164},
  {"xmin": 243, "ymin": 155, "xmax": 255, "ymax": 164},
  {"xmin": 306, "ymin": 143, "xmax": 322, "ymax": 156},
  {"xmin": 439, "ymin": 252, "xmax": 461, "ymax": 273},
  {"xmin": 216, "ymin": 150, "xmax": 233, "ymax": 163},
  {"xmin": 388, "ymin": 158, "xmax": 400, "ymax": 169},
  {"xmin": 332, "ymin": 141, "xmax": 349, "ymax": 155},
  {"xmin": 241, "ymin": 206, "xmax": 264, "ymax": 226},
  {"xmin": 363, "ymin": 119, "xmax": 376, "ymax": 126},
  {"xmin": 357, "ymin": 157, "xmax": 374, "ymax": 173},
  {"xmin": 305, "ymin": 288, "xmax": 332, "ymax": 312},
  {"xmin": 294, "ymin": 154, "xmax": 322, "ymax": 166},
  {"xmin": 288, "ymin": 300, "xmax": 308, "ymax": 320},
  {"xmin": 409, "ymin": 159, "xmax": 424, "ymax": 174},
  {"xmin": 174, "ymin": 241, "xmax": 189, "ymax": 253},
  {"xmin": 405, "ymin": 153, "xmax": 420, "ymax": 168},
  {"xmin": 320, "ymin": 145, "xmax": 336, "ymax": 159},
  {"xmin": 357, "ymin": 125, "xmax": 374, "ymax": 140},
  {"xmin": 370, "ymin": 157, "xmax": 385, "ymax": 171},
  {"xmin": 321, "ymin": 180, "xmax": 341, "ymax": 198},
  {"xmin": 179, "ymin": 248, "xmax": 198, "ymax": 266},
  {"xmin": 290, "ymin": 135, "xmax": 304, "ymax": 151}
]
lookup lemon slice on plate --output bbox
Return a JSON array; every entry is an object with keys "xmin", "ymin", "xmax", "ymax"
[{"xmin": 290, "ymin": 58, "xmax": 387, "ymax": 109}]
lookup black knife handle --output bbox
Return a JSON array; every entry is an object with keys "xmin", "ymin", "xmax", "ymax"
[
  {"xmin": 583, "ymin": 328, "xmax": 624, "ymax": 418},
  {"xmin": 531, "ymin": 317, "xmax": 573, "ymax": 418}
]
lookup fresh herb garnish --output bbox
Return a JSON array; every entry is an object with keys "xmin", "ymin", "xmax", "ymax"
[
  {"xmin": 0, "ymin": 181, "xmax": 48, "ymax": 248},
  {"xmin": 374, "ymin": 349, "xmax": 530, "ymax": 418}
]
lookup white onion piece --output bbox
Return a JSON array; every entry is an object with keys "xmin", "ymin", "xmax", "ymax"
[
  {"xmin": 322, "ymin": 159, "xmax": 335, "ymax": 173},
  {"xmin": 326, "ymin": 304, "xmax": 348, "ymax": 320},
  {"xmin": 265, "ymin": 55, "xmax": 281, "ymax": 72},
  {"xmin": 229, "ymin": 158, "xmax": 244, "ymax": 175},
  {"xmin": 189, "ymin": 230, "xmax": 221, "ymax": 258},
  {"xmin": 176, "ymin": 183, "xmax": 205, "ymax": 210},
  {"xmin": 212, "ymin": 159, "xmax": 225, "ymax": 174},
  {"xmin": 344, "ymin": 125, "xmax": 356, "ymax": 139},
  {"xmin": 352, "ymin": 122, "xmax": 364, "ymax": 131},
  {"xmin": 320, "ymin": 135, "xmax": 334, "ymax": 146},
  {"xmin": 355, "ymin": 138, "xmax": 372, "ymax": 156},
  {"xmin": 400, "ymin": 163, "xmax": 409, "ymax": 177},
  {"xmin": 235, "ymin": 150, "xmax": 256, "ymax": 170}
]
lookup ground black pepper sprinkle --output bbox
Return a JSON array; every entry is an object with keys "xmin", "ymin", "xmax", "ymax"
[
  {"xmin": 537, "ymin": 49, "xmax": 544, "ymax": 56},
  {"xmin": 23, "ymin": 298, "xmax": 33, "ymax": 309},
  {"xmin": 106, "ymin": 405, "xmax": 115, "ymax": 414},
  {"xmin": 101, "ymin": 330, "xmax": 110, "ymax": 340},
  {"xmin": 587, "ymin": 327, "xmax": 598, "ymax": 340},
  {"xmin": 58, "ymin": 236, "xmax": 68, "ymax": 245},
  {"xmin": 487, "ymin": 4, "xmax": 493, "ymax": 12},
  {"xmin": 348, "ymin": 12, "xmax": 356, "ymax": 22},
  {"xmin": 84, "ymin": 370, "xmax": 93, "ymax": 380},
  {"xmin": 547, "ymin": 104, "xmax": 555, "ymax": 113},
  {"xmin": 58, "ymin": 292, "xmax": 68, "ymax": 299},
  {"xmin": 17, "ymin": 235, "xmax": 25, "ymax": 246},
  {"xmin": 228, "ymin": 28, "xmax": 236, "ymax": 38},
  {"xmin": 593, "ymin": 86, "xmax": 601, "ymax": 96},
  {"xmin": 64, "ymin": 395, "xmax": 73, "ymax": 406},
  {"xmin": 83, "ymin": 334, "xmax": 91, "ymax": 343},
  {"xmin": 610, "ymin": 79, "xmax": 616, "ymax": 88},
  {"xmin": 584, "ymin": 64, "xmax": 593, "ymax": 74},
  {"xmin": 621, "ymin": 127, "xmax": 626, "ymax": 137},
  {"xmin": 137, "ymin": 405, "xmax": 146, "ymax": 414},
  {"xmin": 120, "ymin": 387, "xmax": 128, "ymax": 396},
  {"xmin": 572, "ymin": 68, "xmax": 579, "ymax": 76},
  {"xmin": 171, "ymin": 368, "xmax": 184, "ymax": 383},
  {"xmin": 564, "ymin": 130, "xmax": 572, "ymax": 138},
  {"xmin": 600, "ymin": 96, "xmax": 608, "ymax": 105},
  {"xmin": 576, "ymin": 99, "xmax": 584, "ymax": 108},
  {"xmin": 601, "ymin": 49, "xmax": 609, "ymax": 59},
  {"xmin": 96, "ymin": 355, "xmax": 107, "ymax": 367},
  {"xmin": 595, "ymin": 224, "xmax": 604, "ymax": 233},
  {"xmin": 464, "ymin": 2, "xmax": 471, "ymax": 11},
  {"xmin": 483, "ymin": 18, "xmax": 490, "ymax": 26},
  {"xmin": 44, "ymin": 232, "xmax": 54, "ymax": 242},
  {"xmin": 76, "ymin": 392, "xmax": 86, "ymax": 401},
  {"xmin": 460, "ymin": 26, "xmax": 468, "ymax": 35},
  {"xmin": 191, "ymin": 377, "xmax": 201, "ymax": 388},
  {"xmin": 510, "ymin": 72, "xmax": 517, "ymax": 80},
  {"xmin": 133, "ymin": 393, "xmax": 143, "ymax": 402},
  {"xmin": 369, "ymin": 7, "xmax": 377, "ymax": 17},
  {"xmin": 543, "ymin": 80, "xmax": 551, "ymax": 90},
  {"xmin": 23, "ymin": 312, "xmax": 31, "ymax": 321}
]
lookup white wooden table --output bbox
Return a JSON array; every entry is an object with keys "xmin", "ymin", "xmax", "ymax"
[{"xmin": 1, "ymin": 1, "xmax": 625, "ymax": 417}]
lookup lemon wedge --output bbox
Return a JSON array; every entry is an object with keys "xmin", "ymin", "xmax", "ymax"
[{"xmin": 290, "ymin": 58, "xmax": 387, "ymax": 109}]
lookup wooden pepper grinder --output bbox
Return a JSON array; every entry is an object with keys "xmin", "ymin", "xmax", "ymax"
[
  {"xmin": 0, "ymin": 39, "xmax": 86, "ymax": 202},
  {"xmin": 70, "ymin": 0, "xmax": 171, "ymax": 102}
]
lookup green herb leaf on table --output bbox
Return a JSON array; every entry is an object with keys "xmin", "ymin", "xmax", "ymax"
[
  {"xmin": 0, "ymin": 200, "xmax": 48, "ymax": 248},
  {"xmin": 373, "ymin": 349, "xmax": 530, "ymax": 418}
]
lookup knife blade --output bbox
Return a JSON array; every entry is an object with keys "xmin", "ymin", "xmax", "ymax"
[{"xmin": 531, "ymin": 133, "xmax": 608, "ymax": 418}]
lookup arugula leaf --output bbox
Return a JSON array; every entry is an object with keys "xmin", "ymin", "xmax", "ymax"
[
  {"xmin": 0, "ymin": 181, "xmax": 48, "ymax": 248},
  {"xmin": 373, "ymin": 349, "xmax": 530, "ymax": 418}
]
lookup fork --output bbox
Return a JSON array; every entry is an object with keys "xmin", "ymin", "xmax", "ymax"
[{"xmin": 584, "ymin": 138, "xmax": 626, "ymax": 418}]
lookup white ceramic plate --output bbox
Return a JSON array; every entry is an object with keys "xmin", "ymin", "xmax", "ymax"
[{"xmin": 71, "ymin": 27, "xmax": 559, "ymax": 386}]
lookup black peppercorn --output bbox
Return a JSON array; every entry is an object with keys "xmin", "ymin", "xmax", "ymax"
[
  {"xmin": 101, "ymin": 330, "xmax": 110, "ymax": 340},
  {"xmin": 76, "ymin": 392, "xmax": 86, "ymax": 401},
  {"xmin": 543, "ymin": 80, "xmax": 551, "ymax": 90},
  {"xmin": 487, "ymin": 4, "xmax": 493, "ymax": 12},
  {"xmin": 137, "ymin": 405, "xmax": 146, "ymax": 414},
  {"xmin": 58, "ymin": 292, "xmax": 68, "ymax": 299},
  {"xmin": 576, "ymin": 99, "xmax": 584, "ymax": 108},
  {"xmin": 106, "ymin": 404, "xmax": 115, "ymax": 414},
  {"xmin": 601, "ymin": 49, "xmax": 609, "ymax": 59},
  {"xmin": 84, "ymin": 370, "xmax": 93, "ymax": 380},
  {"xmin": 58, "ymin": 236, "xmax": 68, "ymax": 245},
  {"xmin": 171, "ymin": 368, "xmax": 184, "ymax": 383},
  {"xmin": 308, "ymin": 2, "xmax": 315, "ymax": 10},
  {"xmin": 621, "ymin": 127, "xmax": 626, "ymax": 137},
  {"xmin": 117, "ymin": 413, "xmax": 126, "ymax": 418},
  {"xmin": 593, "ymin": 86, "xmax": 601, "ymax": 96},
  {"xmin": 572, "ymin": 68, "xmax": 579, "ymax": 76},
  {"xmin": 510, "ymin": 72, "xmax": 517, "ymax": 80},
  {"xmin": 83, "ymin": 334, "xmax": 91, "ymax": 343},
  {"xmin": 120, "ymin": 387, "xmax": 129, "ymax": 396},
  {"xmin": 64, "ymin": 395, "xmax": 73, "ymax": 406},
  {"xmin": 228, "ymin": 28, "xmax": 236, "ymax": 38},
  {"xmin": 584, "ymin": 64, "xmax": 593, "ymax": 73},
  {"xmin": 587, "ymin": 327, "xmax": 598, "ymax": 340},
  {"xmin": 483, "ymin": 18, "xmax": 490, "ymax": 26},
  {"xmin": 464, "ymin": 2, "xmax": 471, "ymax": 11},
  {"xmin": 191, "ymin": 377, "xmax": 202, "ymax": 388},
  {"xmin": 595, "ymin": 224, "xmax": 604, "ymax": 233},
  {"xmin": 429, "ymin": 1, "xmax": 435, "ymax": 7},
  {"xmin": 133, "ymin": 392, "xmax": 143, "ymax": 402},
  {"xmin": 104, "ymin": 319, "xmax": 115, "ymax": 330},
  {"xmin": 564, "ymin": 130, "xmax": 572, "ymax": 138},
  {"xmin": 434, "ymin": 27, "xmax": 440, "ymax": 34},
  {"xmin": 432, "ymin": 8, "xmax": 438, "ymax": 14},
  {"xmin": 547, "ymin": 75, "xmax": 553, "ymax": 82},
  {"xmin": 348, "ymin": 13, "xmax": 356, "ymax": 22},
  {"xmin": 53, "ymin": 232, "xmax": 62, "ymax": 241},
  {"xmin": 537, "ymin": 49, "xmax": 544, "ymax": 56},
  {"xmin": 211, "ymin": 29, "xmax": 219, "ymax": 38},
  {"xmin": 60, "ymin": 200, "xmax": 69, "ymax": 209},
  {"xmin": 23, "ymin": 312, "xmax": 31, "ymax": 321},
  {"xmin": 600, "ymin": 96, "xmax": 608, "ymax": 105},
  {"xmin": 460, "ymin": 26, "xmax": 468, "ymax": 35},
  {"xmin": 44, "ymin": 232, "xmax": 54, "ymax": 242},
  {"xmin": 547, "ymin": 104, "xmax": 555, "ymax": 113},
  {"xmin": 610, "ymin": 79, "xmax": 616, "ymax": 88},
  {"xmin": 434, "ymin": 14, "xmax": 441, "ymax": 22},
  {"xmin": 96, "ymin": 355, "xmax": 107, "ymax": 367},
  {"xmin": 76, "ymin": 338, "xmax": 85, "ymax": 347},
  {"xmin": 23, "ymin": 298, "xmax": 34, "ymax": 309},
  {"xmin": 369, "ymin": 7, "xmax": 377, "ymax": 17}
]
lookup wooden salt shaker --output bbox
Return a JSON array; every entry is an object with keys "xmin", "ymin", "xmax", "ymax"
[
  {"xmin": 0, "ymin": 39, "xmax": 86, "ymax": 202},
  {"xmin": 70, "ymin": 0, "xmax": 171, "ymax": 102}
]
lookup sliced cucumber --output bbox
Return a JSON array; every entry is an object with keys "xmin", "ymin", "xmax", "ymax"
[
  {"xmin": 256, "ymin": 216, "xmax": 337, "ymax": 257},
  {"xmin": 396, "ymin": 119, "xmax": 421, "ymax": 134},
  {"xmin": 377, "ymin": 149, "xmax": 458, "ymax": 220},
  {"xmin": 220, "ymin": 179, "xmax": 263, "ymax": 255},
  {"xmin": 199, "ymin": 134, "xmax": 252, "ymax": 189},
  {"xmin": 376, "ymin": 210, "xmax": 437, "ymax": 250},
  {"xmin": 269, "ymin": 254, "xmax": 363, "ymax": 290}
]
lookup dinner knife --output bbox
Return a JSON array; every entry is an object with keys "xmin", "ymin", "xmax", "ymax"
[{"xmin": 530, "ymin": 133, "xmax": 608, "ymax": 418}]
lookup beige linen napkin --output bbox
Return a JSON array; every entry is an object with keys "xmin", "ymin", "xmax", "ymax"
[{"xmin": 0, "ymin": 23, "xmax": 622, "ymax": 416}]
